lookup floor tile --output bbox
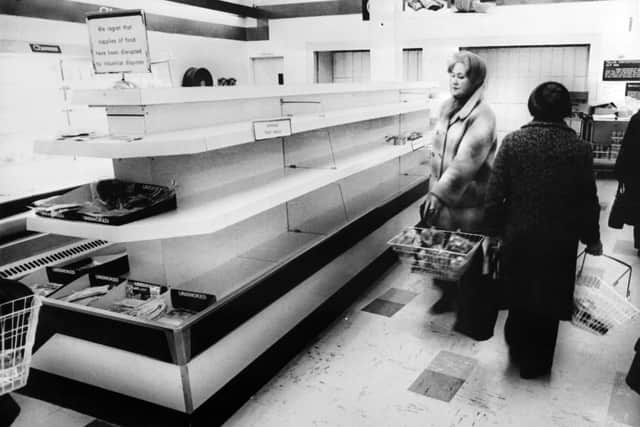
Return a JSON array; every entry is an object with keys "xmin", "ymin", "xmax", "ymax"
[
  {"xmin": 608, "ymin": 372, "xmax": 640, "ymax": 426},
  {"xmin": 613, "ymin": 240, "xmax": 638, "ymax": 258},
  {"xmin": 11, "ymin": 393, "xmax": 62, "ymax": 427},
  {"xmin": 408, "ymin": 369, "xmax": 465, "ymax": 402},
  {"xmin": 44, "ymin": 407, "xmax": 94, "ymax": 427},
  {"xmin": 361, "ymin": 298, "xmax": 405, "ymax": 317},
  {"xmin": 428, "ymin": 350, "xmax": 477, "ymax": 381},
  {"xmin": 378, "ymin": 287, "xmax": 418, "ymax": 305}
]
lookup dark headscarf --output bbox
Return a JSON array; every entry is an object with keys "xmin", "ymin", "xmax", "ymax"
[
  {"xmin": 528, "ymin": 81, "xmax": 572, "ymax": 122},
  {"xmin": 446, "ymin": 51, "xmax": 488, "ymax": 116}
]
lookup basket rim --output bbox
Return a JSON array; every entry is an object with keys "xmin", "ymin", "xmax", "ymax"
[
  {"xmin": 0, "ymin": 295, "xmax": 41, "ymax": 323},
  {"xmin": 387, "ymin": 226, "xmax": 485, "ymax": 256}
]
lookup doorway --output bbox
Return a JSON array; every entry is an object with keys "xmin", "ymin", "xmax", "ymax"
[{"xmin": 251, "ymin": 56, "xmax": 284, "ymax": 85}]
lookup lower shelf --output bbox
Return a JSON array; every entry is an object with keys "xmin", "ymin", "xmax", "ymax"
[
  {"xmin": 170, "ymin": 173, "xmax": 425, "ymax": 303},
  {"xmin": 26, "ymin": 176, "xmax": 428, "ymax": 418}
]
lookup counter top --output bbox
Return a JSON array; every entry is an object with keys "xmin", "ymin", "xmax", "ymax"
[{"xmin": 71, "ymin": 82, "xmax": 437, "ymax": 106}]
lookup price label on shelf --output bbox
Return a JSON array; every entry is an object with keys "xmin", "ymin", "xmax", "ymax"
[
  {"xmin": 411, "ymin": 137, "xmax": 425, "ymax": 151},
  {"xmin": 253, "ymin": 118, "xmax": 292, "ymax": 141}
]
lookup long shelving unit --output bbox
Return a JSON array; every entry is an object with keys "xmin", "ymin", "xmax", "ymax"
[
  {"xmin": 24, "ymin": 82, "xmax": 436, "ymax": 417},
  {"xmin": 33, "ymin": 100, "xmax": 428, "ymax": 158}
]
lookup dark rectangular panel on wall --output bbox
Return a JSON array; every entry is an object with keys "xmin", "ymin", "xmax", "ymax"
[
  {"xmin": 164, "ymin": 0, "xmax": 267, "ymax": 19},
  {"xmin": 246, "ymin": 18, "xmax": 270, "ymax": 41},
  {"xmin": 261, "ymin": 0, "xmax": 361, "ymax": 18},
  {"xmin": 0, "ymin": 0, "xmax": 268, "ymax": 41},
  {"xmin": 626, "ymin": 83, "xmax": 640, "ymax": 100},
  {"xmin": 603, "ymin": 60, "xmax": 640, "ymax": 81}
]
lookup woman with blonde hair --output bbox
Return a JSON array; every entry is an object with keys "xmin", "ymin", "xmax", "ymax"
[{"xmin": 421, "ymin": 51, "xmax": 497, "ymax": 322}]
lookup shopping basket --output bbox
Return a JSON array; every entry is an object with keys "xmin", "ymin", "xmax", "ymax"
[
  {"xmin": 387, "ymin": 227, "xmax": 485, "ymax": 281},
  {"xmin": 0, "ymin": 295, "xmax": 41, "ymax": 395},
  {"xmin": 572, "ymin": 250, "xmax": 639, "ymax": 336}
]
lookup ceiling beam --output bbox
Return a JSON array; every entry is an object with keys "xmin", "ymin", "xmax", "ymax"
[{"xmin": 166, "ymin": 0, "xmax": 269, "ymax": 19}]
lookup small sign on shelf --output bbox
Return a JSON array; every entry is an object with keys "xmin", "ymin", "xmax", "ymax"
[
  {"xmin": 411, "ymin": 138, "xmax": 425, "ymax": 151},
  {"xmin": 253, "ymin": 118, "xmax": 292, "ymax": 140}
]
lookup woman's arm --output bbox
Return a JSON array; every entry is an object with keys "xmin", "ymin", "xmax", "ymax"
[
  {"xmin": 615, "ymin": 112, "xmax": 640, "ymax": 182},
  {"xmin": 579, "ymin": 143, "xmax": 601, "ymax": 248},
  {"xmin": 430, "ymin": 106, "xmax": 496, "ymax": 206},
  {"xmin": 484, "ymin": 138, "xmax": 510, "ymax": 237}
]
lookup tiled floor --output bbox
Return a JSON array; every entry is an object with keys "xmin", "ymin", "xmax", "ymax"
[
  {"xmin": 224, "ymin": 179, "xmax": 640, "ymax": 427},
  {"xmin": 8, "ymin": 179, "xmax": 640, "ymax": 427}
]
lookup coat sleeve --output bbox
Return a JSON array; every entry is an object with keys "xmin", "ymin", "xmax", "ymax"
[
  {"xmin": 484, "ymin": 138, "xmax": 510, "ymax": 237},
  {"xmin": 615, "ymin": 113, "xmax": 640, "ymax": 183},
  {"xmin": 430, "ymin": 107, "xmax": 496, "ymax": 206},
  {"xmin": 579, "ymin": 143, "xmax": 601, "ymax": 246}
]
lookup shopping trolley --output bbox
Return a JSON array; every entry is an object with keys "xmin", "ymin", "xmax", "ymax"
[
  {"xmin": 387, "ymin": 227, "xmax": 485, "ymax": 281},
  {"xmin": 572, "ymin": 251, "xmax": 639, "ymax": 336},
  {"xmin": 0, "ymin": 295, "xmax": 41, "ymax": 396}
]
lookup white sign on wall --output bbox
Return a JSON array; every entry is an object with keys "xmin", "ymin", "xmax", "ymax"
[{"xmin": 86, "ymin": 9, "xmax": 151, "ymax": 74}]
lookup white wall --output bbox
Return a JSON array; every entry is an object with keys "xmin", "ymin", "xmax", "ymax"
[
  {"xmin": 247, "ymin": 0, "xmax": 640, "ymax": 106},
  {"xmin": 0, "ymin": 14, "xmax": 250, "ymax": 86}
]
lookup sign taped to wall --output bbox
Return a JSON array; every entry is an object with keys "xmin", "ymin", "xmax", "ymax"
[
  {"xmin": 626, "ymin": 83, "xmax": 640, "ymax": 101},
  {"xmin": 86, "ymin": 9, "xmax": 151, "ymax": 74},
  {"xmin": 603, "ymin": 60, "xmax": 640, "ymax": 81}
]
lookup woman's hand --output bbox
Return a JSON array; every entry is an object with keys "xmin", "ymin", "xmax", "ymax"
[
  {"xmin": 585, "ymin": 240, "xmax": 603, "ymax": 256},
  {"xmin": 420, "ymin": 193, "xmax": 444, "ymax": 224}
]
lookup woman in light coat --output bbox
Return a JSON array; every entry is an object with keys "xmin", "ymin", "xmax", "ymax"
[{"xmin": 421, "ymin": 51, "xmax": 497, "ymax": 315}]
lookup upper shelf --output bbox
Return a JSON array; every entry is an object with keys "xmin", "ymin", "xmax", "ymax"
[
  {"xmin": 34, "ymin": 100, "xmax": 430, "ymax": 158},
  {"xmin": 71, "ymin": 82, "xmax": 437, "ymax": 106},
  {"xmin": 26, "ymin": 143, "xmax": 422, "ymax": 242}
]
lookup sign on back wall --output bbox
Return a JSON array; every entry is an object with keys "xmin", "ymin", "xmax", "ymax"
[
  {"xmin": 603, "ymin": 60, "xmax": 640, "ymax": 81},
  {"xmin": 86, "ymin": 9, "xmax": 151, "ymax": 74}
]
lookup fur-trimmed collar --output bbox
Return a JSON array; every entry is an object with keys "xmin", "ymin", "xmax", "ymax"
[{"xmin": 446, "ymin": 87, "xmax": 484, "ymax": 124}]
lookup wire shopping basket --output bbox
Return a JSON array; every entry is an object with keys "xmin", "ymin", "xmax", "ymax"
[
  {"xmin": 572, "ymin": 250, "xmax": 639, "ymax": 336},
  {"xmin": 0, "ymin": 295, "xmax": 41, "ymax": 395},
  {"xmin": 387, "ymin": 227, "xmax": 485, "ymax": 281}
]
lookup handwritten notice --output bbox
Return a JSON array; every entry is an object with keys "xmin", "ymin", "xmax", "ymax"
[
  {"xmin": 253, "ymin": 119, "xmax": 292, "ymax": 140},
  {"xmin": 86, "ymin": 10, "xmax": 151, "ymax": 74}
]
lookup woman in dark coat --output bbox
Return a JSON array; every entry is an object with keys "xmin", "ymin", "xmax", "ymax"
[
  {"xmin": 485, "ymin": 82, "xmax": 602, "ymax": 379},
  {"xmin": 614, "ymin": 109, "xmax": 640, "ymax": 253}
]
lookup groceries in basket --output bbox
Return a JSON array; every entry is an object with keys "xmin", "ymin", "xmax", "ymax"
[
  {"xmin": 572, "ymin": 251, "xmax": 640, "ymax": 336},
  {"xmin": 388, "ymin": 227, "xmax": 484, "ymax": 280}
]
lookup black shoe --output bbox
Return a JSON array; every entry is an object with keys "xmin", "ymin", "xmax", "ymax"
[
  {"xmin": 519, "ymin": 364, "xmax": 551, "ymax": 379},
  {"xmin": 429, "ymin": 296, "xmax": 455, "ymax": 314}
]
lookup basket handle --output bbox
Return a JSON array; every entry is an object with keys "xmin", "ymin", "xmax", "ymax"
[{"xmin": 577, "ymin": 250, "xmax": 633, "ymax": 298}]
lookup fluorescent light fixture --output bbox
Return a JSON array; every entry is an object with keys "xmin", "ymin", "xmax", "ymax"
[{"xmin": 68, "ymin": 0, "xmax": 256, "ymax": 27}]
